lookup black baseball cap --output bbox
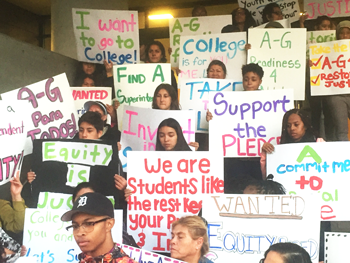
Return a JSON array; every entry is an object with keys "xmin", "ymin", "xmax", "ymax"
[
  {"xmin": 84, "ymin": 101, "xmax": 108, "ymax": 115},
  {"xmin": 61, "ymin": 192, "xmax": 114, "ymax": 222}
]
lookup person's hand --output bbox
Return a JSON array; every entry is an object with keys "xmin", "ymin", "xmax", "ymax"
[
  {"xmin": 168, "ymin": 47, "xmax": 172, "ymax": 56},
  {"xmin": 309, "ymin": 59, "xmax": 313, "ymax": 67},
  {"xmin": 189, "ymin": 142, "xmax": 199, "ymax": 151},
  {"xmin": 299, "ymin": 13, "xmax": 308, "ymax": 28},
  {"xmin": 262, "ymin": 142, "xmax": 275, "ymax": 154},
  {"xmin": 117, "ymin": 142, "xmax": 122, "ymax": 151},
  {"xmin": 106, "ymin": 104, "xmax": 117, "ymax": 123},
  {"xmin": 245, "ymin": 43, "xmax": 251, "ymax": 51},
  {"xmin": 206, "ymin": 109, "xmax": 213, "ymax": 122},
  {"xmin": 174, "ymin": 67, "xmax": 181, "ymax": 76},
  {"xmin": 124, "ymin": 188, "xmax": 133, "ymax": 202},
  {"xmin": 113, "ymin": 100, "xmax": 120, "ymax": 110},
  {"xmin": 104, "ymin": 59, "xmax": 113, "ymax": 77},
  {"xmin": 27, "ymin": 170, "xmax": 36, "ymax": 184},
  {"xmin": 114, "ymin": 174, "xmax": 127, "ymax": 190},
  {"xmin": 20, "ymin": 246, "xmax": 27, "ymax": 257},
  {"xmin": 10, "ymin": 171, "xmax": 23, "ymax": 201}
]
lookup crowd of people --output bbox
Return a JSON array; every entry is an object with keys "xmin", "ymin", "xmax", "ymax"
[{"xmin": 1, "ymin": 3, "xmax": 350, "ymax": 263}]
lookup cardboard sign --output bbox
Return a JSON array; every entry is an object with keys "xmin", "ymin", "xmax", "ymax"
[
  {"xmin": 23, "ymin": 208, "xmax": 122, "ymax": 263},
  {"xmin": 120, "ymin": 105, "xmax": 196, "ymax": 171},
  {"xmin": 169, "ymin": 15, "xmax": 232, "ymax": 67},
  {"xmin": 127, "ymin": 151, "xmax": 224, "ymax": 252},
  {"xmin": 310, "ymin": 40, "xmax": 350, "ymax": 96},
  {"xmin": 239, "ymin": 0, "xmax": 300, "ymax": 24},
  {"xmin": 247, "ymin": 28, "xmax": 306, "ymax": 100},
  {"xmin": 178, "ymin": 33, "xmax": 246, "ymax": 80},
  {"xmin": 209, "ymin": 90, "xmax": 294, "ymax": 157},
  {"xmin": 1, "ymin": 73, "xmax": 78, "ymax": 154},
  {"xmin": 203, "ymin": 194, "xmax": 320, "ymax": 263},
  {"xmin": 267, "ymin": 142, "xmax": 350, "ymax": 221},
  {"xmin": 179, "ymin": 78, "xmax": 235, "ymax": 133},
  {"xmin": 72, "ymin": 9, "xmax": 139, "ymax": 64},
  {"xmin": 324, "ymin": 232, "xmax": 350, "ymax": 262},
  {"xmin": 305, "ymin": 0, "xmax": 350, "ymax": 19}
]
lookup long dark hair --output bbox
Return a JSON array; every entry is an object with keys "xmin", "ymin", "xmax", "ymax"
[
  {"xmin": 231, "ymin": 7, "xmax": 257, "ymax": 31},
  {"xmin": 74, "ymin": 62, "xmax": 104, "ymax": 86},
  {"xmin": 152, "ymin": 84, "xmax": 180, "ymax": 110},
  {"xmin": 145, "ymin": 41, "xmax": 167, "ymax": 63},
  {"xmin": 262, "ymin": 3, "xmax": 280, "ymax": 23},
  {"xmin": 156, "ymin": 118, "xmax": 191, "ymax": 151},
  {"xmin": 263, "ymin": 243, "xmax": 312, "ymax": 263},
  {"xmin": 280, "ymin": 109, "xmax": 318, "ymax": 144}
]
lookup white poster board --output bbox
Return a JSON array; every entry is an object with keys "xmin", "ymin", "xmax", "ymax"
[
  {"xmin": 203, "ymin": 194, "xmax": 320, "ymax": 263},
  {"xmin": 127, "ymin": 151, "xmax": 224, "ymax": 253},
  {"xmin": 179, "ymin": 78, "xmax": 235, "ymax": 133},
  {"xmin": 169, "ymin": 15, "xmax": 232, "ymax": 67},
  {"xmin": 178, "ymin": 33, "xmax": 246, "ymax": 80},
  {"xmin": 72, "ymin": 9, "xmax": 139, "ymax": 64},
  {"xmin": 267, "ymin": 142, "xmax": 350, "ymax": 221},
  {"xmin": 307, "ymin": 30, "xmax": 336, "ymax": 45},
  {"xmin": 305, "ymin": 0, "xmax": 350, "ymax": 19},
  {"xmin": 247, "ymin": 28, "xmax": 306, "ymax": 100},
  {"xmin": 324, "ymin": 232, "xmax": 350, "ymax": 263},
  {"xmin": 209, "ymin": 90, "xmax": 294, "ymax": 157},
  {"xmin": 1, "ymin": 73, "xmax": 78, "ymax": 154},
  {"xmin": 310, "ymin": 40, "xmax": 350, "ymax": 96}
]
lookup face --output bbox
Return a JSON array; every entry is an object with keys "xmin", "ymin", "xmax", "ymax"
[
  {"xmin": 243, "ymin": 72, "xmax": 262, "ymax": 91},
  {"xmin": 263, "ymin": 251, "xmax": 284, "ymax": 263},
  {"xmin": 79, "ymin": 122, "xmax": 102, "ymax": 140},
  {"xmin": 317, "ymin": 20, "xmax": 331, "ymax": 30},
  {"xmin": 339, "ymin": 27, "xmax": 350, "ymax": 40},
  {"xmin": 171, "ymin": 224, "xmax": 202, "ymax": 262},
  {"xmin": 208, "ymin": 65, "xmax": 226, "ymax": 79},
  {"xmin": 287, "ymin": 113, "xmax": 306, "ymax": 142},
  {"xmin": 159, "ymin": 126, "xmax": 178, "ymax": 151},
  {"xmin": 74, "ymin": 188, "xmax": 94, "ymax": 202},
  {"xmin": 148, "ymin": 44, "xmax": 163, "ymax": 63},
  {"xmin": 156, "ymin": 89, "xmax": 172, "ymax": 110},
  {"xmin": 82, "ymin": 63, "xmax": 96, "ymax": 75},
  {"xmin": 243, "ymin": 185, "xmax": 258, "ymax": 194},
  {"xmin": 269, "ymin": 7, "xmax": 283, "ymax": 21},
  {"xmin": 235, "ymin": 8, "xmax": 246, "ymax": 23},
  {"xmin": 82, "ymin": 77, "xmax": 95, "ymax": 87},
  {"xmin": 89, "ymin": 105, "xmax": 107, "ymax": 121},
  {"xmin": 192, "ymin": 7, "xmax": 207, "ymax": 17}
]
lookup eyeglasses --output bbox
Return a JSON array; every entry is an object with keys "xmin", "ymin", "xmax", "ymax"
[
  {"xmin": 272, "ymin": 11, "xmax": 283, "ymax": 16},
  {"xmin": 66, "ymin": 217, "xmax": 111, "ymax": 233}
]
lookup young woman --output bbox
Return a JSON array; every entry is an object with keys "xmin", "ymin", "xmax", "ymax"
[
  {"xmin": 156, "ymin": 118, "xmax": 198, "ymax": 151},
  {"xmin": 206, "ymin": 60, "xmax": 226, "ymax": 79},
  {"xmin": 314, "ymin": 15, "xmax": 335, "ymax": 30},
  {"xmin": 231, "ymin": 7, "xmax": 256, "ymax": 32},
  {"xmin": 152, "ymin": 84, "xmax": 180, "ymax": 110},
  {"xmin": 261, "ymin": 242, "xmax": 312, "ymax": 263},
  {"xmin": 262, "ymin": 3, "xmax": 283, "ymax": 24}
]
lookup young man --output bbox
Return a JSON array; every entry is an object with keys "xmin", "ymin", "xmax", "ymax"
[
  {"xmin": 61, "ymin": 192, "xmax": 138, "ymax": 263},
  {"xmin": 241, "ymin": 63, "xmax": 264, "ymax": 91},
  {"xmin": 78, "ymin": 111, "xmax": 104, "ymax": 140}
]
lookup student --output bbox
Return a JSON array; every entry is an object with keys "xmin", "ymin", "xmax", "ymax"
[
  {"xmin": 313, "ymin": 15, "xmax": 335, "ymax": 30},
  {"xmin": 152, "ymin": 84, "xmax": 180, "ymax": 110},
  {"xmin": 261, "ymin": 242, "xmax": 312, "ymax": 263},
  {"xmin": 81, "ymin": 76, "xmax": 96, "ymax": 87},
  {"xmin": 192, "ymin": 5, "xmax": 207, "ymax": 17},
  {"xmin": 206, "ymin": 60, "xmax": 226, "ymax": 79},
  {"xmin": 171, "ymin": 216, "xmax": 213, "ymax": 263},
  {"xmin": 262, "ymin": 3, "xmax": 283, "ymax": 24},
  {"xmin": 156, "ymin": 118, "xmax": 199, "ymax": 151},
  {"xmin": 61, "ymin": 192, "xmax": 138, "ymax": 263},
  {"xmin": 243, "ymin": 174, "xmax": 286, "ymax": 194},
  {"xmin": 222, "ymin": 8, "xmax": 256, "ymax": 33},
  {"xmin": 78, "ymin": 111, "xmax": 104, "ymax": 140}
]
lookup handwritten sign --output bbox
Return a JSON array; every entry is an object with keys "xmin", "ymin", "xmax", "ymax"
[
  {"xmin": 179, "ymin": 78, "xmax": 234, "ymax": 133},
  {"xmin": 1, "ymin": 73, "xmax": 78, "ymax": 154},
  {"xmin": 247, "ymin": 28, "xmax": 306, "ymax": 100},
  {"xmin": 239, "ymin": 0, "xmax": 300, "ymax": 24},
  {"xmin": 23, "ymin": 208, "xmax": 122, "ymax": 263},
  {"xmin": 72, "ymin": 9, "xmax": 139, "ymax": 64},
  {"xmin": 120, "ymin": 105, "xmax": 196, "ymax": 171},
  {"xmin": 169, "ymin": 15, "xmax": 232, "ymax": 67},
  {"xmin": 127, "ymin": 151, "xmax": 224, "ymax": 252},
  {"xmin": 178, "ymin": 32, "xmax": 246, "ymax": 80},
  {"xmin": 209, "ymin": 90, "xmax": 294, "ymax": 157},
  {"xmin": 305, "ymin": 0, "xmax": 350, "ymax": 19},
  {"xmin": 306, "ymin": 30, "xmax": 336, "ymax": 58},
  {"xmin": 267, "ymin": 142, "xmax": 350, "ymax": 221},
  {"xmin": 203, "ymin": 194, "xmax": 320, "ymax": 263},
  {"xmin": 310, "ymin": 40, "xmax": 350, "ymax": 96}
]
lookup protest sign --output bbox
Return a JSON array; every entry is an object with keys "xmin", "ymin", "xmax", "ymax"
[
  {"xmin": 209, "ymin": 90, "xmax": 294, "ymax": 157},
  {"xmin": 305, "ymin": 0, "xmax": 350, "ymax": 19},
  {"xmin": 179, "ymin": 78, "xmax": 235, "ymax": 133},
  {"xmin": 306, "ymin": 30, "xmax": 336, "ymax": 58},
  {"xmin": 203, "ymin": 194, "xmax": 320, "ymax": 263},
  {"xmin": 247, "ymin": 28, "xmax": 306, "ymax": 100},
  {"xmin": 178, "ymin": 32, "xmax": 246, "ymax": 80},
  {"xmin": 120, "ymin": 105, "xmax": 196, "ymax": 171},
  {"xmin": 267, "ymin": 142, "xmax": 350, "ymax": 221},
  {"xmin": 116, "ymin": 243, "xmax": 185, "ymax": 263},
  {"xmin": 127, "ymin": 151, "xmax": 224, "ymax": 252},
  {"xmin": 239, "ymin": 0, "xmax": 300, "ymax": 24},
  {"xmin": 23, "ymin": 208, "xmax": 122, "ymax": 263},
  {"xmin": 169, "ymin": 15, "xmax": 232, "ymax": 67},
  {"xmin": 324, "ymin": 232, "xmax": 350, "ymax": 262},
  {"xmin": 310, "ymin": 40, "xmax": 350, "ymax": 96},
  {"xmin": 1, "ymin": 73, "xmax": 78, "ymax": 154},
  {"xmin": 72, "ymin": 9, "xmax": 139, "ymax": 64}
]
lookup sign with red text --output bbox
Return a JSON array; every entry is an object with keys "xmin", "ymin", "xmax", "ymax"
[
  {"xmin": 209, "ymin": 90, "xmax": 294, "ymax": 157},
  {"xmin": 178, "ymin": 33, "xmax": 246, "ymax": 80},
  {"xmin": 179, "ymin": 78, "xmax": 235, "ymax": 133},
  {"xmin": 305, "ymin": 0, "xmax": 350, "ymax": 19},
  {"xmin": 248, "ymin": 28, "xmax": 306, "ymax": 100},
  {"xmin": 169, "ymin": 15, "xmax": 232, "ymax": 67},
  {"xmin": 268, "ymin": 142, "xmax": 350, "ymax": 221},
  {"xmin": 72, "ymin": 9, "xmax": 139, "ymax": 64},
  {"xmin": 203, "ymin": 194, "xmax": 320, "ymax": 263},
  {"xmin": 23, "ymin": 208, "xmax": 122, "ymax": 263},
  {"xmin": 1, "ymin": 73, "xmax": 78, "ymax": 154},
  {"xmin": 120, "ymin": 105, "xmax": 196, "ymax": 171},
  {"xmin": 127, "ymin": 151, "xmax": 224, "ymax": 252},
  {"xmin": 310, "ymin": 40, "xmax": 350, "ymax": 96}
]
